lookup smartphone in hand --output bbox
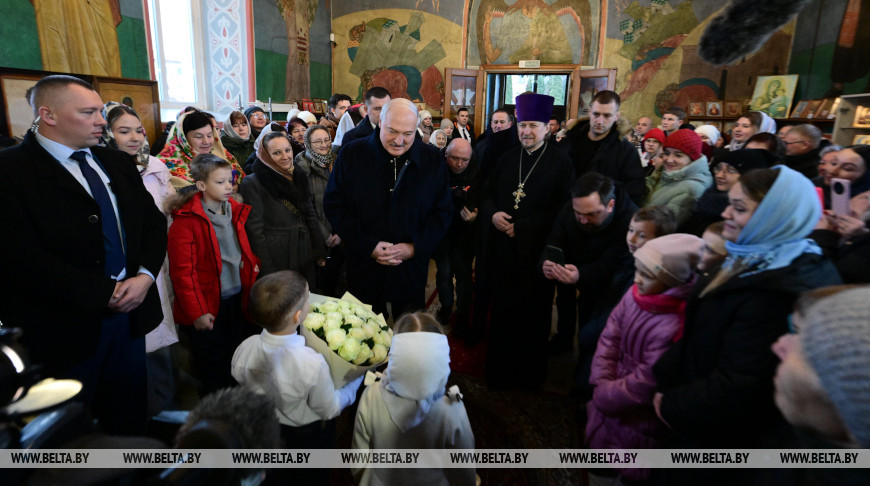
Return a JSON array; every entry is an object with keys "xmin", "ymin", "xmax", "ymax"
[
  {"xmin": 831, "ymin": 178, "xmax": 852, "ymax": 216},
  {"xmin": 545, "ymin": 245, "xmax": 565, "ymax": 265}
]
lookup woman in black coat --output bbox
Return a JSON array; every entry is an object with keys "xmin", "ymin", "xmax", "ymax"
[
  {"xmin": 238, "ymin": 132, "xmax": 326, "ymax": 286},
  {"xmin": 652, "ymin": 166, "xmax": 842, "ymax": 485}
]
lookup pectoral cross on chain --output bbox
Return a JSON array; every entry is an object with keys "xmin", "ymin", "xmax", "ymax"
[{"xmin": 512, "ymin": 183, "xmax": 526, "ymax": 210}]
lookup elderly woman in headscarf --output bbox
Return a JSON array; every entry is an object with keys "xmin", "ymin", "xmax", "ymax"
[
  {"xmin": 101, "ymin": 101, "xmax": 177, "ymax": 414},
  {"xmin": 238, "ymin": 131, "xmax": 326, "ymax": 285},
  {"xmin": 157, "ymin": 109, "xmax": 244, "ymax": 188},
  {"xmin": 220, "ymin": 110, "xmax": 255, "ymax": 165},
  {"xmin": 352, "ymin": 312, "xmax": 474, "ymax": 486},
  {"xmin": 429, "ymin": 129, "xmax": 448, "ymax": 150},
  {"xmin": 652, "ymin": 166, "xmax": 841, "ymax": 485}
]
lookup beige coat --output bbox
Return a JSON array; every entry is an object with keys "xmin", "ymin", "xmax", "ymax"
[{"xmin": 352, "ymin": 381, "xmax": 476, "ymax": 486}]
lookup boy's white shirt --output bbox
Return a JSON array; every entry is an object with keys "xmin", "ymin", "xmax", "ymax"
[{"xmin": 232, "ymin": 329, "xmax": 360, "ymax": 426}]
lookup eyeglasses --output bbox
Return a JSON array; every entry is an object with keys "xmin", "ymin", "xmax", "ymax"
[
  {"xmin": 310, "ymin": 138, "xmax": 331, "ymax": 145},
  {"xmin": 447, "ymin": 155, "xmax": 470, "ymax": 163},
  {"xmin": 713, "ymin": 164, "xmax": 739, "ymax": 174},
  {"xmin": 250, "ymin": 113, "xmax": 267, "ymax": 119}
]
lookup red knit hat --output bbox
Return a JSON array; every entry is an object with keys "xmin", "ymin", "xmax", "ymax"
[
  {"xmin": 664, "ymin": 128, "xmax": 703, "ymax": 160},
  {"xmin": 643, "ymin": 128, "xmax": 666, "ymax": 145}
]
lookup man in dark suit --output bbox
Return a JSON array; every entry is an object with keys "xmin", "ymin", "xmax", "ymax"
[
  {"xmin": 339, "ymin": 86, "xmax": 391, "ymax": 149},
  {"xmin": 452, "ymin": 107, "xmax": 476, "ymax": 144},
  {"xmin": 0, "ymin": 75, "xmax": 167, "ymax": 435}
]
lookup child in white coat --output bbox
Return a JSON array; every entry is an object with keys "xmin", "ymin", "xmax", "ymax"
[{"xmin": 352, "ymin": 312, "xmax": 475, "ymax": 486}]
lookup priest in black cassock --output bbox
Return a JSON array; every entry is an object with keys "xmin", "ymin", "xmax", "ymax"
[{"xmin": 480, "ymin": 93, "xmax": 575, "ymax": 389}]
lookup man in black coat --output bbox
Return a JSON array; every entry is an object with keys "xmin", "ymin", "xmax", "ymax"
[
  {"xmin": 542, "ymin": 173, "xmax": 637, "ymax": 396},
  {"xmin": 480, "ymin": 93, "xmax": 574, "ymax": 389},
  {"xmin": 565, "ymin": 90, "xmax": 646, "ymax": 205},
  {"xmin": 339, "ymin": 86, "xmax": 391, "ymax": 149},
  {"xmin": 324, "ymin": 98, "xmax": 452, "ymax": 316},
  {"xmin": 0, "ymin": 75, "xmax": 167, "ymax": 435},
  {"xmin": 432, "ymin": 138, "xmax": 478, "ymax": 335}
]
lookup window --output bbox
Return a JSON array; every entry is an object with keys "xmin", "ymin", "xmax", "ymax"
[
  {"xmin": 147, "ymin": 0, "xmax": 207, "ymax": 120},
  {"xmin": 503, "ymin": 74, "xmax": 569, "ymax": 106}
]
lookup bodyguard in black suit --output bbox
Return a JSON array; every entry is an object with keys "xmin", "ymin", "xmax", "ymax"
[
  {"xmin": 0, "ymin": 76, "xmax": 167, "ymax": 435},
  {"xmin": 338, "ymin": 86, "xmax": 391, "ymax": 149}
]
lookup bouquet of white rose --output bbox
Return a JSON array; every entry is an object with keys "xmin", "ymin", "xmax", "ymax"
[{"xmin": 300, "ymin": 293, "xmax": 393, "ymax": 387}]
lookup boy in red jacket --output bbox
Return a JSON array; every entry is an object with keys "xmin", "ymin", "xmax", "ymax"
[{"xmin": 168, "ymin": 154, "xmax": 260, "ymax": 395}]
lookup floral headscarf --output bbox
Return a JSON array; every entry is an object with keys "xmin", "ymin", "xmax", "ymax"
[
  {"xmin": 101, "ymin": 102, "xmax": 150, "ymax": 167},
  {"xmin": 157, "ymin": 110, "xmax": 245, "ymax": 186}
]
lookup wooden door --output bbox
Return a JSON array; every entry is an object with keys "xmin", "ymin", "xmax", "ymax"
[{"xmin": 444, "ymin": 68, "xmax": 485, "ymax": 136}]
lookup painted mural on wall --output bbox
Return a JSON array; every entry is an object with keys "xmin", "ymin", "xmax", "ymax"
[
  {"xmin": 333, "ymin": 9, "xmax": 463, "ymax": 111},
  {"xmin": 604, "ymin": 0, "xmax": 794, "ymax": 124},
  {"xmin": 32, "ymin": 0, "xmax": 123, "ymax": 76},
  {"xmin": 276, "ymin": 0, "xmax": 319, "ymax": 101},
  {"xmin": 467, "ymin": 0, "xmax": 600, "ymax": 66},
  {"xmin": 790, "ymin": 0, "xmax": 870, "ymax": 99}
]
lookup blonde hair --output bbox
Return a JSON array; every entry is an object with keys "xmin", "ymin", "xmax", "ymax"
[{"xmin": 394, "ymin": 312, "xmax": 444, "ymax": 335}]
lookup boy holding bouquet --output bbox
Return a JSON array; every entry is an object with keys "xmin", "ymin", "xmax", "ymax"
[{"xmin": 232, "ymin": 270, "xmax": 362, "ymax": 485}]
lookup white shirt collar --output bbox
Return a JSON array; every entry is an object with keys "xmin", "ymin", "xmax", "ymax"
[
  {"xmin": 260, "ymin": 329, "xmax": 305, "ymax": 347},
  {"xmin": 34, "ymin": 131, "xmax": 93, "ymax": 163}
]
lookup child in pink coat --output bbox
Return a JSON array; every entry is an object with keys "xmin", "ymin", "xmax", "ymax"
[{"xmin": 586, "ymin": 233, "xmax": 704, "ymax": 484}]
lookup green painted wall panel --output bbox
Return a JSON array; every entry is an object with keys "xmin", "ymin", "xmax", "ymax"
[
  {"xmin": 0, "ymin": 0, "xmax": 42, "ymax": 70},
  {"xmin": 790, "ymin": 43, "xmax": 870, "ymax": 100},
  {"xmin": 310, "ymin": 61, "xmax": 331, "ymax": 99},
  {"xmin": 255, "ymin": 48, "xmax": 287, "ymax": 102},
  {"xmin": 116, "ymin": 16, "xmax": 151, "ymax": 80}
]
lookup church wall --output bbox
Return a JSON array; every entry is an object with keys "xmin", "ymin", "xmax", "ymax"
[
  {"xmin": 789, "ymin": 0, "xmax": 870, "ymax": 100},
  {"xmin": 252, "ymin": 0, "xmax": 332, "ymax": 104},
  {"xmin": 0, "ymin": 0, "xmax": 149, "ymax": 80},
  {"xmin": 2, "ymin": 0, "xmax": 868, "ymax": 125}
]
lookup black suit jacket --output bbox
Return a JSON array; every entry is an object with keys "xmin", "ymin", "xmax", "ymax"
[
  {"xmin": 339, "ymin": 115, "xmax": 375, "ymax": 149},
  {"xmin": 451, "ymin": 122, "xmax": 476, "ymax": 144},
  {"xmin": 0, "ymin": 132, "xmax": 167, "ymax": 373}
]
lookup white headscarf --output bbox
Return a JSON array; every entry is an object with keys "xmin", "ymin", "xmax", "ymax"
[
  {"xmin": 694, "ymin": 124, "xmax": 720, "ymax": 146},
  {"xmin": 221, "ymin": 111, "xmax": 249, "ymax": 142},
  {"xmin": 334, "ymin": 111, "xmax": 356, "ymax": 146},
  {"xmin": 297, "ymin": 111, "xmax": 317, "ymax": 126},
  {"xmin": 758, "ymin": 111, "xmax": 777, "ymax": 134},
  {"xmin": 381, "ymin": 332, "xmax": 450, "ymax": 432}
]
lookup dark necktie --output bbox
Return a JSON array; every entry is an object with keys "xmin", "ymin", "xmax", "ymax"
[{"xmin": 70, "ymin": 151, "xmax": 126, "ymax": 276}]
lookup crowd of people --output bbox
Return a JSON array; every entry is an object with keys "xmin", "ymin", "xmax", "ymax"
[{"xmin": 1, "ymin": 74, "xmax": 869, "ymax": 486}]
